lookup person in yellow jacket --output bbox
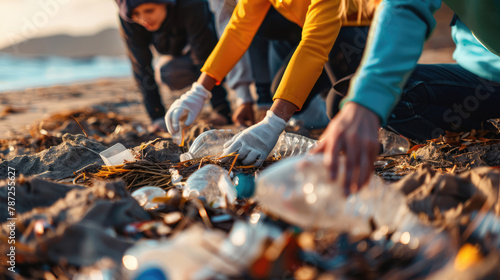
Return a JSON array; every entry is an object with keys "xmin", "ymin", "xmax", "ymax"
[{"xmin": 166, "ymin": 0, "xmax": 376, "ymax": 165}]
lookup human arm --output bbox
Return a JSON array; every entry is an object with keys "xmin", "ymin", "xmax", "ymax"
[
  {"xmin": 220, "ymin": 0, "xmax": 343, "ymax": 164},
  {"xmin": 166, "ymin": 0, "xmax": 270, "ymax": 136},
  {"xmin": 272, "ymin": 0, "xmax": 343, "ymax": 110},
  {"xmin": 181, "ymin": 0, "xmax": 220, "ymax": 66},
  {"xmin": 311, "ymin": 103, "xmax": 380, "ymax": 195},
  {"xmin": 341, "ymin": 0, "xmax": 441, "ymax": 123},
  {"xmin": 314, "ymin": 0, "xmax": 441, "ymax": 194},
  {"xmin": 201, "ymin": 0, "xmax": 271, "ymax": 82},
  {"xmin": 207, "ymin": 0, "xmax": 256, "ymax": 126},
  {"xmin": 119, "ymin": 17, "xmax": 163, "ymax": 119}
]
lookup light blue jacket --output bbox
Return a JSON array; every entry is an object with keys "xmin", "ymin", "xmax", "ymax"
[{"xmin": 342, "ymin": 0, "xmax": 500, "ymax": 124}]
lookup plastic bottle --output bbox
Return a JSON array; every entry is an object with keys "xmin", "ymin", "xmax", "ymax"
[
  {"xmin": 122, "ymin": 225, "xmax": 228, "ymax": 280},
  {"xmin": 238, "ymin": 155, "xmax": 456, "ymax": 273},
  {"xmin": 131, "ymin": 186, "xmax": 167, "ymax": 210},
  {"xmin": 237, "ymin": 155, "xmax": 441, "ymax": 234},
  {"xmin": 180, "ymin": 129, "xmax": 237, "ymax": 161},
  {"xmin": 270, "ymin": 132, "xmax": 317, "ymax": 159},
  {"xmin": 378, "ymin": 128, "xmax": 410, "ymax": 156},
  {"xmin": 194, "ymin": 218, "xmax": 287, "ymax": 279},
  {"xmin": 122, "ymin": 218, "xmax": 287, "ymax": 280},
  {"xmin": 182, "ymin": 164, "xmax": 236, "ymax": 208},
  {"xmin": 180, "ymin": 129, "xmax": 317, "ymax": 161},
  {"xmin": 237, "ymin": 154, "xmax": 362, "ymax": 231}
]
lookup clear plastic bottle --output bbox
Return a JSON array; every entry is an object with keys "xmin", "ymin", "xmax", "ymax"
[
  {"xmin": 182, "ymin": 164, "xmax": 236, "ymax": 208},
  {"xmin": 238, "ymin": 155, "xmax": 440, "ymax": 234},
  {"xmin": 122, "ymin": 220, "xmax": 284, "ymax": 280},
  {"xmin": 180, "ymin": 129, "xmax": 238, "ymax": 161},
  {"xmin": 241, "ymin": 154, "xmax": 362, "ymax": 231},
  {"xmin": 378, "ymin": 128, "xmax": 410, "ymax": 156},
  {"xmin": 270, "ymin": 132, "xmax": 317, "ymax": 159},
  {"xmin": 131, "ymin": 186, "xmax": 167, "ymax": 210},
  {"xmin": 238, "ymin": 155, "xmax": 456, "ymax": 271},
  {"xmin": 180, "ymin": 129, "xmax": 317, "ymax": 161},
  {"xmin": 122, "ymin": 225, "xmax": 228, "ymax": 280}
]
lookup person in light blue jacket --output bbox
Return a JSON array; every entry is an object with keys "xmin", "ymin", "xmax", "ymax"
[{"xmin": 312, "ymin": 0, "xmax": 500, "ymax": 194}]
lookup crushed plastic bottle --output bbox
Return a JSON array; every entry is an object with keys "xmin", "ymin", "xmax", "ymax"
[
  {"xmin": 270, "ymin": 132, "xmax": 317, "ymax": 159},
  {"xmin": 238, "ymin": 154, "xmax": 357, "ymax": 231},
  {"xmin": 180, "ymin": 129, "xmax": 317, "ymax": 162},
  {"xmin": 195, "ymin": 218, "xmax": 286, "ymax": 279},
  {"xmin": 239, "ymin": 155, "xmax": 450, "ymax": 236},
  {"xmin": 131, "ymin": 186, "xmax": 167, "ymax": 210},
  {"xmin": 256, "ymin": 155, "xmax": 455, "ymax": 270},
  {"xmin": 122, "ymin": 225, "xmax": 228, "ymax": 280},
  {"xmin": 99, "ymin": 143, "xmax": 136, "ymax": 166},
  {"xmin": 180, "ymin": 129, "xmax": 238, "ymax": 161},
  {"xmin": 237, "ymin": 155, "xmax": 456, "ymax": 276},
  {"xmin": 122, "ymin": 219, "xmax": 285, "ymax": 280},
  {"xmin": 182, "ymin": 164, "xmax": 236, "ymax": 208},
  {"xmin": 378, "ymin": 128, "xmax": 410, "ymax": 156}
]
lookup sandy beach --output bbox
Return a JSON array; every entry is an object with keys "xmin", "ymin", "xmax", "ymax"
[
  {"xmin": 0, "ymin": 78, "xmax": 145, "ymax": 136},
  {"xmin": 5, "ymin": 3, "xmax": 500, "ymax": 279}
]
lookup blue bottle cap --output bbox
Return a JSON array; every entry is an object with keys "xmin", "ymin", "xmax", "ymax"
[
  {"xmin": 134, "ymin": 267, "xmax": 168, "ymax": 280},
  {"xmin": 235, "ymin": 174, "xmax": 255, "ymax": 199}
]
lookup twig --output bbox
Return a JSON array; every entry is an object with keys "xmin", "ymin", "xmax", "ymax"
[{"xmin": 71, "ymin": 116, "xmax": 88, "ymax": 138}]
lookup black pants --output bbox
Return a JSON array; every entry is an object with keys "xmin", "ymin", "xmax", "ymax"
[
  {"xmin": 157, "ymin": 55, "xmax": 231, "ymax": 120},
  {"xmin": 327, "ymin": 64, "xmax": 500, "ymax": 142}
]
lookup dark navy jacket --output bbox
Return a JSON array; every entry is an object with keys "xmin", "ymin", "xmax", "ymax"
[{"xmin": 117, "ymin": 0, "xmax": 218, "ymax": 116}]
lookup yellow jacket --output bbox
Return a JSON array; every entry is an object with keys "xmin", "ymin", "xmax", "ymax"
[{"xmin": 201, "ymin": 0, "xmax": 374, "ymax": 109}]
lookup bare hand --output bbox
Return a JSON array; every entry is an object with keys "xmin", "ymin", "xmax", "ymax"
[
  {"xmin": 311, "ymin": 102, "xmax": 380, "ymax": 196},
  {"xmin": 232, "ymin": 103, "xmax": 255, "ymax": 127}
]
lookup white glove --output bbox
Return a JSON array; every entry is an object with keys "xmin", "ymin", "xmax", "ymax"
[
  {"xmin": 165, "ymin": 82, "xmax": 212, "ymax": 136},
  {"xmin": 222, "ymin": 111, "xmax": 287, "ymax": 166}
]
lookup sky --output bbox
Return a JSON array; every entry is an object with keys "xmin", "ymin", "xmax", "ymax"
[{"xmin": 0, "ymin": 0, "xmax": 120, "ymax": 49}]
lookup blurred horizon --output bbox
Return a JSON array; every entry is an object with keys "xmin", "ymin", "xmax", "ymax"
[
  {"xmin": 0, "ymin": 0, "xmax": 120, "ymax": 51},
  {"xmin": 0, "ymin": 1, "xmax": 456, "ymax": 92},
  {"xmin": 0, "ymin": 0, "xmax": 132, "ymax": 92}
]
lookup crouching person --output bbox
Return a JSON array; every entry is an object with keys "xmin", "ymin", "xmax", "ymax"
[{"xmin": 116, "ymin": 0, "xmax": 231, "ymax": 131}]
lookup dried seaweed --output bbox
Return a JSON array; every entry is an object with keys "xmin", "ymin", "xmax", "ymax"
[
  {"xmin": 75, "ymin": 156, "xmax": 279, "ymax": 192},
  {"xmin": 376, "ymin": 130, "xmax": 500, "ymax": 181}
]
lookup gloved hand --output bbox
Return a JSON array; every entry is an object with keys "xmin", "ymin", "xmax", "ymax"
[
  {"xmin": 222, "ymin": 111, "xmax": 287, "ymax": 166},
  {"xmin": 165, "ymin": 82, "xmax": 212, "ymax": 136}
]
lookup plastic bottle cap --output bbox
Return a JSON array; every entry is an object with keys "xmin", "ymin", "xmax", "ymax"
[
  {"xmin": 134, "ymin": 267, "xmax": 168, "ymax": 280},
  {"xmin": 235, "ymin": 174, "xmax": 255, "ymax": 199}
]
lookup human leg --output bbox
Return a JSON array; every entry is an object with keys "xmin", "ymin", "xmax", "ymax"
[
  {"xmin": 157, "ymin": 55, "xmax": 198, "ymax": 90},
  {"xmin": 248, "ymin": 36, "xmax": 274, "ymax": 106},
  {"xmin": 387, "ymin": 64, "xmax": 500, "ymax": 141},
  {"xmin": 158, "ymin": 54, "xmax": 231, "ymax": 123}
]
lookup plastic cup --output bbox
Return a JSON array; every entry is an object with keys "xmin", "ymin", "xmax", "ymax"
[{"xmin": 99, "ymin": 143, "xmax": 135, "ymax": 166}]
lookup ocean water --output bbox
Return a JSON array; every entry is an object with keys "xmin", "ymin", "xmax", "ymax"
[{"xmin": 0, "ymin": 54, "xmax": 132, "ymax": 92}]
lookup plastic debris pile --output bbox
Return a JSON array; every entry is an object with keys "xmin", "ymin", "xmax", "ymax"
[
  {"xmin": 3, "ymin": 127, "xmax": 500, "ymax": 279},
  {"xmin": 376, "ymin": 128, "xmax": 500, "ymax": 181}
]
